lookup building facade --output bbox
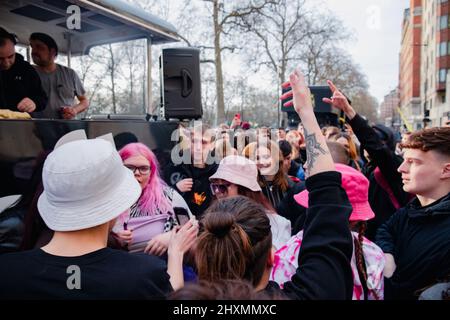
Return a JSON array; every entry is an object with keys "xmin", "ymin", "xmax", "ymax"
[
  {"xmin": 380, "ymin": 88, "xmax": 401, "ymax": 129},
  {"xmin": 399, "ymin": 0, "xmax": 450, "ymax": 129},
  {"xmin": 399, "ymin": 2, "xmax": 422, "ymax": 130}
]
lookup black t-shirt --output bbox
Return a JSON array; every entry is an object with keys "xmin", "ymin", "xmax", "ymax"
[{"xmin": 0, "ymin": 248, "xmax": 172, "ymax": 299}]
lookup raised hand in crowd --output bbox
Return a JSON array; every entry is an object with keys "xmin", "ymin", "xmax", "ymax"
[
  {"xmin": 230, "ymin": 113, "xmax": 242, "ymax": 129},
  {"xmin": 285, "ymin": 68, "xmax": 334, "ymax": 176},
  {"xmin": 322, "ymin": 80, "xmax": 356, "ymax": 120}
]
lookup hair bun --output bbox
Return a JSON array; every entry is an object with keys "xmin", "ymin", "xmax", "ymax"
[{"xmin": 205, "ymin": 211, "xmax": 236, "ymax": 239}]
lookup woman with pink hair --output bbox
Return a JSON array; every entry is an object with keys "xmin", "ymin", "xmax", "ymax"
[{"xmin": 113, "ymin": 143, "xmax": 193, "ymax": 255}]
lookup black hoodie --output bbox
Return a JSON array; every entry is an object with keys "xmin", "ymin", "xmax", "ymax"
[
  {"xmin": 0, "ymin": 54, "xmax": 47, "ymax": 111},
  {"xmin": 164, "ymin": 159, "xmax": 218, "ymax": 218},
  {"xmin": 376, "ymin": 193, "xmax": 450, "ymax": 300}
]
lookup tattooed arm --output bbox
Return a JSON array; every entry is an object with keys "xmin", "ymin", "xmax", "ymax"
[
  {"xmin": 288, "ymin": 69, "xmax": 335, "ymax": 177},
  {"xmin": 280, "ymin": 69, "xmax": 353, "ymax": 300}
]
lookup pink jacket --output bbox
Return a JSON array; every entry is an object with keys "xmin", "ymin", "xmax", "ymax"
[{"xmin": 271, "ymin": 231, "xmax": 385, "ymax": 300}]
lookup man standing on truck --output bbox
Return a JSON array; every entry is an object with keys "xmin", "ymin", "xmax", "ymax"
[
  {"xmin": 0, "ymin": 27, "xmax": 47, "ymax": 113},
  {"xmin": 30, "ymin": 33, "xmax": 89, "ymax": 119}
]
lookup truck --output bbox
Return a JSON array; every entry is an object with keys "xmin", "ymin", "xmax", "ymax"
[{"xmin": 0, "ymin": 0, "xmax": 183, "ymax": 203}]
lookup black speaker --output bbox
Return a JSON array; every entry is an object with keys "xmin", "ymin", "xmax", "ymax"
[
  {"xmin": 160, "ymin": 48, "xmax": 202, "ymax": 120},
  {"xmin": 281, "ymin": 86, "xmax": 333, "ymax": 113}
]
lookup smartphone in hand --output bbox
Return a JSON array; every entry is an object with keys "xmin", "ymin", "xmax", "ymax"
[{"xmin": 174, "ymin": 207, "xmax": 191, "ymax": 226}]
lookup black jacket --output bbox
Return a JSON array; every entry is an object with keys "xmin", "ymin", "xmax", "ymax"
[
  {"xmin": 260, "ymin": 174, "xmax": 295, "ymax": 210},
  {"xmin": 0, "ymin": 54, "xmax": 47, "ymax": 111},
  {"xmin": 0, "ymin": 206, "xmax": 25, "ymax": 254},
  {"xmin": 266, "ymin": 171, "xmax": 354, "ymax": 299},
  {"xmin": 348, "ymin": 114, "xmax": 410, "ymax": 240},
  {"xmin": 376, "ymin": 193, "xmax": 450, "ymax": 300},
  {"xmin": 276, "ymin": 181, "xmax": 306, "ymax": 233},
  {"xmin": 164, "ymin": 161, "xmax": 218, "ymax": 218}
]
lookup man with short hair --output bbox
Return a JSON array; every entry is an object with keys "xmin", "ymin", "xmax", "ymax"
[
  {"xmin": 376, "ymin": 127, "xmax": 450, "ymax": 300},
  {"xmin": 278, "ymin": 127, "xmax": 287, "ymax": 141},
  {"xmin": 0, "ymin": 27, "xmax": 47, "ymax": 113},
  {"xmin": 30, "ymin": 32, "xmax": 89, "ymax": 119},
  {"xmin": 164, "ymin": 125, "xmax": 218, "ymax": 218}
]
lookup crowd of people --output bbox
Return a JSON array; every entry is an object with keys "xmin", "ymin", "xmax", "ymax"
[{"xmin": 0, "ymin": 24, "xmax": 449, "ymax": 301}]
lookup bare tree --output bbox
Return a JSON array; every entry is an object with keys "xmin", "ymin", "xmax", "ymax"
[
  {"xmin": 236, "ymin": 0, "xmax": 350, "ymax": 85},
  {"xmin": 352, "ymin": 91, "xmax": 379, "ymax": 124},
  {"xmin": 201, "ymin": 0, "xmax": 274, "ymax": 124}
]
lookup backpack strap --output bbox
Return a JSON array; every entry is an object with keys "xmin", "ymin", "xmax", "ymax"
[{"xmin": 373, "ymin": 167, "xmax": 401, "ymax": 210}]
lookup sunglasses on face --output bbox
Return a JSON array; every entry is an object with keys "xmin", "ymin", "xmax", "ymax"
[
  {"xmin": 124, "ymin": 165, "xmax": 151, "ymax": 175},
  {"xmin": 210, "ymin": 182, "xmax": 232, "ymax": 195}
]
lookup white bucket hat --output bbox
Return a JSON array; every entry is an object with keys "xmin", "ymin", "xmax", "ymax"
[
  {"xmin": 38, "ymin": 139, "xmax": 141, "ymax": 232},
  {"xmin": 209, "ymin": 155, "xmax": 261, "ymax": 192}
]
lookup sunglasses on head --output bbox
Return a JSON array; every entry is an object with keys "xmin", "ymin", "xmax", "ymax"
[
  {"xmin": 210, "ymin": 182, "xmax": 232, "ymax": 195},
  {"xmin": 124, "ymin": 165, "xmax": 151, "ymax": 175}
]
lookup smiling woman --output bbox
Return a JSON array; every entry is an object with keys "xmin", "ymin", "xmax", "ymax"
[{"xmin": 243, "ymin": 139, "xmax": 291, "ymax": 210}]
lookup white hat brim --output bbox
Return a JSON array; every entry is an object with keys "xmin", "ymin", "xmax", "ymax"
[
  {"xmin": 38, "ymin": 168, "xmax": 141, "ymax": 232},
  {"xmin": 210, "ymin": 169, "xmax": 261, "ymax": 192}
]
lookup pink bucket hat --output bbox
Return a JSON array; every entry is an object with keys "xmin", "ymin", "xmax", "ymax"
[
  {"xmin": 294, "ymin": 163, "xmax": 375, "ymax": 221},
  {"xmin": 209, "ymin": 155, "xmax": 261, "ymax": 192}
]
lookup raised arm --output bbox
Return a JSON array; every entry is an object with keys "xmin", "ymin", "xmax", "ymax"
[
  {"xmin": 280, "ymin": 69, "xmax": 353, "ymax": 300},
  {"xmin": 323, "ymin": 80, "xmax": 408, "ymax": 207},
  {"xmin": 287, "ymin": 69, "xmax": 335, "ymax": 176}
]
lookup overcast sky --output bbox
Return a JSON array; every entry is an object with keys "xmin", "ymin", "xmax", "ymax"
[{"xmin": 324, "ymin": 0, "xmax": 410, "ymax": 103}]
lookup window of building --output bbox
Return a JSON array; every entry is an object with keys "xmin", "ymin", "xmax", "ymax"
[
  {"xmin": 439, "ymin": 42, "xmax": 448, "ymax": 56},
  {"xmin": 439, "ymin": 68, "xmax": 447, "ymax": 82},
  {"xmin": 440, "ymin": 15, "xmax": 448, "ymax": 29}
]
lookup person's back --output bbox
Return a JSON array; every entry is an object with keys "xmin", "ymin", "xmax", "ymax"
[
  {"xmin": 272, "ymin": 164, "xmax": 386, "ymax": 300},
  {"xmin": 0, "ymin": 138, "xmax": 173, "ymax": 299},
  {"xmin": 0, "ymin": 248, "xmax": 171, "ymax": 300}
]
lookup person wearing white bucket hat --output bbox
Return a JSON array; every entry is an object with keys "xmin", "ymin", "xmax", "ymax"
[
  {"xmin": 209, "ymin": 155, "xmax": 291, "ymax": 250},
  {"xmin": 0, "ymin": 138, "xmax": 196, "ymax": 299}
]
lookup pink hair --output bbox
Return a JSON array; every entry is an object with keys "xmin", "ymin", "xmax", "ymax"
[{"xmin": 119, "ymin": 143, "xmax": 172, "ymax": 215}]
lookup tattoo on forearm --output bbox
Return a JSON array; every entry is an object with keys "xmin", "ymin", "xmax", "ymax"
[{"xmin": 304, "ymin": 128, "xmax": 328, "ymax": 173}]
